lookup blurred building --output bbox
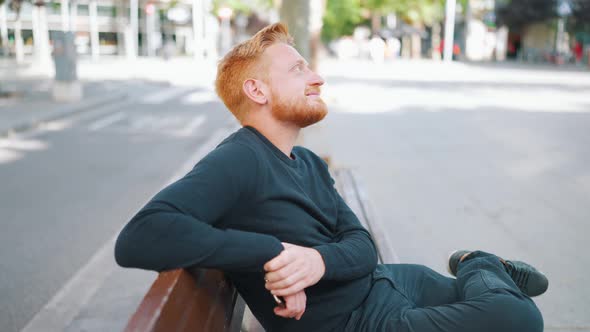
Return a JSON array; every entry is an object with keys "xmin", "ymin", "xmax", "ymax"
[{"xmin": 0, "ymin": 0, "xmax": 221, "ymax": 61}]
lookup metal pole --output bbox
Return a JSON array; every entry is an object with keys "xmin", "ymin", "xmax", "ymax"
[
  {"xmin": 70, "ymin": 0, "xmax": 78, "ymax": 32},
  {"xmin": 61, "ymin": 0, "xmax": 70, "ymax": 31},
  {"xmin": 32, "ymin": 5, "xmax": 41, "ymax": 59},
  {"xmin": 0, "ymin": 2, "xmax": 8, "ymax": 56},
  {"xmin": 443, "ymin": 0, "xmax": 456, "ymax": 62},
  {"xmin": 89, "ymin": 0, "xmax": 99, "ymax": 60},
  {"xmin": 15, "ymin": 17, "xmax": 24, "ymax": 63},
  {"xmin": 146, "ymin": 6, "xmax": 156, "ymax": 57},
  {"xmin": 192, "ymin": 0, "xmax": 203, "ymax": 60},
  {"xmin": 39, "ymin": 5, "xmax": 51, "ymax": 67},
  {"xmin": 221, "ymin": 17, "xmax": 230, "ymax": 55},
  {"xmin": 555, "ymin": 17, "xmax": 565, "ymax": 54},
  {"xmin": 130, "ymin": 0, "xmax": 138, "ymax": 58}
]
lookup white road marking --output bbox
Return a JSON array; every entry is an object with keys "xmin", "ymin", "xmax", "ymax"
[
  {"xmin": 0, "ymin": 138, "xmax": 48, "ymax": 151},
  {"xmin": 140, "ymin": 86, "xmax": 193, "ymax": 104},
  {"xmin": 20, "ymin": 125, "xmax": 238, "ymax": 332},
  {"xmin": 88, "ymin": 112, "xmax": 127, "ymax": 131},
  {"xmin": 181, "ymin": 91, "xmax": 217, "ymax": 105},
  {"xmin": 176, "ymin": 115, "xmax": 206, "ymax": 137},
  {"xmin": 0, "ymin": 148, "xmax": 22, "ymax": 164}
]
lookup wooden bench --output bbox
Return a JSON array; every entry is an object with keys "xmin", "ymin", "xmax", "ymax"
[
  {"xmin": 124, "ymin": 163, "xmax": 393, "ymax": 332},
  {"xmin": 123, "ymin": 267, "xmax": 245, "ymax": 332}
]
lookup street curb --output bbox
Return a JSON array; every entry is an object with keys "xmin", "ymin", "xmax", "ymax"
[
  {"xmin": 0, "ymin": 92, "xmax": 128, "ymax": 138},
  {"xmin": 334, "ymin": 168, "xmax": 400, "ymax": 264},
  {"xmin": 348, "ymin": 169, "xmax": 400, "ymax": 264}
]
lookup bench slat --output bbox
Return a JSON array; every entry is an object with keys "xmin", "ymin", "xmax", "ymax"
[{"xmin": 124, "ymin": 268, "xmax": 239, "ymax": 332}]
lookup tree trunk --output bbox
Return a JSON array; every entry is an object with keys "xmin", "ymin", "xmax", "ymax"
[
  {"xmin": 431, "ymin": 22, "xmax": 441, "ymax": 60},
  {"xmin": 279, "ymin": 0, "xmax": 326, "ymax": 70},
  {"xmin": 411, "ymin": 23, "xmax": 423, "ymax": 59},
  {"xmin": 308, "ymin": 0, "xmax": 325, "ymax": 71},
  {"xmin": 280, "ymin": 0, "xmax": 310, "ymax": 61},
  {"xmin": 371, "ymin": 12, "xmax": 381, "ymax": 35}
]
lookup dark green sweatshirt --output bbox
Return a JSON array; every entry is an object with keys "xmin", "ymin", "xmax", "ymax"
[{"xmin": 115, "ymin": 126, "xmax": 378, "ymax": 331}]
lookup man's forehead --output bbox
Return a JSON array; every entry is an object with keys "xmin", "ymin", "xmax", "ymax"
[{"xmin": 264, "ymin": 43, "xmax": 306, "ymax": 68}]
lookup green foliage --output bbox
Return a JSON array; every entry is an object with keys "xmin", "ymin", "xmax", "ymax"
[
  {"xmin": 400, "ymin": 0, "xmax": 444, "ymax": 26},
  {"xmin": 322, "ymin": 0, "xmax": 362, "ymax": 42},
  {"xmin": 321, "ymin": 0, "xmax": 448, "ymax": 41},
  {"xmin": 362, "ymin": 0, "xmax": 445, "ymax": 26}
]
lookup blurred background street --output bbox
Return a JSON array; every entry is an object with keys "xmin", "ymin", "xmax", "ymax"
[{"xmin": 1, "ymin": 0, "xmax": 589, "ymax": 331}]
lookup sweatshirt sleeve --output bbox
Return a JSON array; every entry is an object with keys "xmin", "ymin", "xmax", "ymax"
[
  {"xmin": 114, "ymin": 141, "xmax": 284, "ymax": 272},
  {"xmin": 310, "ymin": 157, "xmax": 378, "ymax": 281}
]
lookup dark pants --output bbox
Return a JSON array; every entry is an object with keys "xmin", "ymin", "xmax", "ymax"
[{"xmin": 344, "ymin": 251, "xmax": 544, "ymax": 332}]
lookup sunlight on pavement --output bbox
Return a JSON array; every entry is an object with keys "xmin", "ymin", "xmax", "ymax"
[
  {"xmin": 324, "ymin": 80, "xmax": 590, "ymax": 114},
  {"xmin": 39, "ymin": 120, "xmax": 73, "ymax": 132},
  {"xmin": 0, "ymin": 138, "xmax": 49, "ymax": 164},
  {"xmin": 318, "ymin": 59, "xmax": 590, "ymax": 115},
  {"xmin": 0, "ymin": 149, "xmax": 23, "ymax": 164},
  {"xmin": 181, "ymin": 91, "xmax": 217, "ymax": 105},
  {"xmin": 0, "ymin": 138, "xmax": 49, "ymax": 151}
]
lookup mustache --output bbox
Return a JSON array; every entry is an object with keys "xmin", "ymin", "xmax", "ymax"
[{"xmin": 305, "ymin": 88, "xmax": 321, "ymax": 95}]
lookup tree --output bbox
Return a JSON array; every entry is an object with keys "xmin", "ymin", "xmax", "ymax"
[
  {"xmin": 321, "ymin": 0, "xmax": 362, "ymax": 42},
  {"xmin": 0, "ymin": 0, "xmax": 27, "ymax": 18},
  {"xmin": 496, "ymin": 0, "xmax": 559, "ymax": 29},
  {"xmin": 569, "ymin": 0, "xmax": 590, "ymax": 35},
  {"xmin": 571, "ymin": 0, "xmax": 590, "ymax": 21}
]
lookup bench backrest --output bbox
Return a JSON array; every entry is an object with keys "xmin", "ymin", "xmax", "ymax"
[{"xmin": 124, "ymin": 267, "xmax": 244, "ymax": 332}]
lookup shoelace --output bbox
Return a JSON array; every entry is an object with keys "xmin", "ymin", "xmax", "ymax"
[{"xmin": 508, "ymin": 263, "xmax": 530, "ymax": 291}]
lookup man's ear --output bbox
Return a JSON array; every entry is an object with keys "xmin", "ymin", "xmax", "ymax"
[{"xmin": 242, "ymin": 79, "xmax": 268, "ymax": 105}]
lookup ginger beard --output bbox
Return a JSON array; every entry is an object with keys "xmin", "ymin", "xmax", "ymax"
[{"xmin": 269, "ymin": 87, "xmax": 328, "ymax": 128}]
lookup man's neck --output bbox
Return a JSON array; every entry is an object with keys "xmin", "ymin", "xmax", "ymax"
[{"xmin": 245, "ymin": 120, "xmax": 300, "ymax": 159}]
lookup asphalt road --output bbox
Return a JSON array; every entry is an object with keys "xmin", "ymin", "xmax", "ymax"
[{"xmin": 0, "ymin": 82, "xmax": 236, "ymax": 332}]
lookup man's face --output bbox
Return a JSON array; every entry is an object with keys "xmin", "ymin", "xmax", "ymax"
[{"xmin": 262, "ymin": 43, "xmax": 327, "ymax": 128}]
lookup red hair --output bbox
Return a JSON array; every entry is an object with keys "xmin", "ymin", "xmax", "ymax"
[{"xmin": 215, "ymin": 22, "xmax": 294, "ymax": 123}]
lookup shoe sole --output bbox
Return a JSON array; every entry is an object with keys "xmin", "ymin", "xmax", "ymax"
[{"xmin": 447, "ymin": 250, "xmax": 460, "ymax": 276}]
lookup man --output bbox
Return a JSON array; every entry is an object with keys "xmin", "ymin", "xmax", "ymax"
[{"xmin": 115, "ymin": 23, "xmax": 547, "ymax": 332}]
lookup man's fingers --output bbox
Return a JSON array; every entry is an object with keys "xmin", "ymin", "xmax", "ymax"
[
  {"xmin": 295, "ymin": 310, "xmax": 304, "ymax": 320},
  {"xmin": 295, "ymin": 294, "xmax": 305, "ymax": 320},
  {"xmin": 264, "ymin": 250, "xmax": 292, "ymax": 272},
  {"xmin": 273, "ymin": 290, "xmax": 306, "ymax": 319},
  {"xmin": 265, "ymin": 269, "xmax": 305, "ymax": 290},
  {"xmin": 274, "ymin": 305, "xmax": 301, "ymax": 319},
  {"xmin": 264, "ymin": 261, "xmax": 299, "ymax": 284},
  {"xmin": 270, "ymin": 280, "xmax": 307, "ymax": 297}
]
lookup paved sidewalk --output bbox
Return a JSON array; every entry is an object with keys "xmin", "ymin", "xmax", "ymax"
[
  {"xmin": 0, "ymin": 56, "xmax": 217, "ymax": 137},
  {"xmin": 304, "ymin": 59, "xmax": 590, "ymax": 332},
  {"xmin": 0, "ymin": 78, "xmax": 128, "ymax": 137}
]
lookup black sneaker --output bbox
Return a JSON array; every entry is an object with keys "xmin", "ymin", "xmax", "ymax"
[
  {"xmin": 447, "ymin": 250, "xmax": 549, "ymax": 297},
  {"xmin": 504, "ymin": 260, "xmax": 549, "ymax": 297},
  {"xmin": 447, "ymin": 250, "xmax": 471, "ymax": 276}
]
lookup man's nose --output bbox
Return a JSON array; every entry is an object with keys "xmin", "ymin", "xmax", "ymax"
[{"xmin": 309, "ymin": 71, "xmax": 325, "ymax": 86}]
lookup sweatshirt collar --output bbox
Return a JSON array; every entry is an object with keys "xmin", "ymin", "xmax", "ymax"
[{"xmin": 244, "ymin": 126, "xmax": 299, "ymax": 167}]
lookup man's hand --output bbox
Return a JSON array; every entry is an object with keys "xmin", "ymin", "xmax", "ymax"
[
  {"xmin": 264, "ymin": 242, "xmax": 325, "ymax": 297},
  {"xmin": 273, "ymin": 289, "xmax": 307, "ymax": 320}
]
